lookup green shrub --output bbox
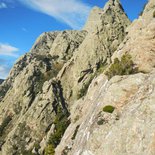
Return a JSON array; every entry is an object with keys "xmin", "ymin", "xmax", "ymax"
[
  {"xmin": 103, "ymin": 105, "xmax": 115, "ymax": 113},
  {"xmin": 44, "ymin": 144, "xmax": 55, "ymax": 155},
  {"xmin": 21, "ymin": 150, "xmax": 35, "ymax": 155},
  {"xmin": 96, "ymin": 61, "xmax": 108, "ymax": 75},
  {"xmin": 34, "ymin": 141, "xmax": 40, "ymax": 152},
  {"xmin": 153, "ymin": 11, "xmax": 155, "ymax": 18},
  {"xmin": 77, "ymin": 75, "xmax": 94, "ymax": 99},
  {"xmin": 97, "ymin": 119, "xmax": 105, "ymax": 125},
  {"xmin": 77, "ymin": 84, "xmax": 89, "ymax": 99},
  {"xmin": 105, "ymin": 54, "xmax": 138, "ymax": 79},
  {"xmin": 0, "ymin": 116, "xmax": 12, "ymax": 136},
  {"xmin": 45, "ymin": 106, "xmax": 70, "ymax": 154},
  {"xmin": 74, "ymin": 115, "xmax": 80, "ymax": 123}
]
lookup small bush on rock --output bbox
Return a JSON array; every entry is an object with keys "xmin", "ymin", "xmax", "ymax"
[
  {"xmin": 22, "ymin": 150, "xmax": 35, "ymax": 155},
  {"xmin": 45, "ymin": 106, "xmax": 70, "ymax": 155},
  {"xmin": 44, "ymin": 144, "xmax": 55, "ymax": 155},
  {"xmin": 103, "ymin": 105, "xmax": 115, "ymax": 113},
  {"xmin": 77, "ymin": 75, "xmax": 95, "ymax": 99},
  {"xmin": 97, "ymin": 119, "xmax": 105, "ymax": 125},
  {"xmin": 105, "ymin": 54, "xmax": 138, "ymax": 79}
]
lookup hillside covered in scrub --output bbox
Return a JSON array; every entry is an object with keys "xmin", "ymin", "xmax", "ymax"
[{"xmin": 0, "ymin": 0, "xmax": 155, "ymax": 155}]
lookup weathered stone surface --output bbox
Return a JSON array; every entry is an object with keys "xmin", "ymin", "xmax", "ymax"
[
  {"xmin": 59, "ymin": 0, "xmax": 130, "ymax": 103},
  {"xmin": 56, "ymin": 70, "xmax": 155, "ymax": 155},
  {"xmin": 55, "ymin": 1, "xmax": 155, "ymax": 155},
  {"xmin": 1, "ymin": 0, "xmax": 154, "ymax": 154},
  {"xmin": 84, "ymin": 0, "xmax": 129, "ymax": 33},
  {"xmin": 112, "ymin": 0, "xmax": 155, "ymax": 72},
  {"xmin": 0, "ymin": 30, "xmax": 87, "ymax": 154}
]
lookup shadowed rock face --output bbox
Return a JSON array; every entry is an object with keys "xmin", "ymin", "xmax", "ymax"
[
  {"xmin": 0, "ymin": 0, "xmax": 154, "ymax": 154},
  {"xmin": 0, "ymin": 79, "xmax": 4, "ymax": 84}
]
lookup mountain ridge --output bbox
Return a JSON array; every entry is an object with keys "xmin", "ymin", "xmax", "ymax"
[{"xmin": 0, "ymin": 0, "xmax": 155, "ymax": 154}]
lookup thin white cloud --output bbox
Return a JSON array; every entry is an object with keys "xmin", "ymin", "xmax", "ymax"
[
  {"xmin": 0, "ymin": 43, "xmax": 19, "ymax": 57},
  {"xmin": 0, "ymin": 65, "xmax": 11, "ymax": 79},
  {"xmin": 18, "ymin": 0, "xmax": 91, "ymax": 29},
  {"xmin": 22, "ymin": 27, "xmax": 28, "ymax": 32},
  {"xmin": 0, "ymin": 2, "xmax": 7, "ymax": 9}
]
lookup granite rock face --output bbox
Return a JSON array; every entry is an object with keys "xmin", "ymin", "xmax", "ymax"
[
  {"xmin": 59, "ymin": 0, "xmax": 130, "ymax": 103},
  {"xmin": 0, "ymin": 0, "xmax": 154, "ymax": 155},
  {"xmin": 112, "ymin": 0, "xmax": 155, "ymax": 72},
  {"xmin": 55, "ymin": 0, "xmax": 155, "ymax": 154},
  {"xmin": 0, "ymin": 30, "xmax": 87, "ymax": 155},
  {"xmin": 57, "ymin": 71, "xmax": 155, "ymax": 155}
]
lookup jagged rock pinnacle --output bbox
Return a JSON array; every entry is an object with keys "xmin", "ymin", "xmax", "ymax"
[
  {"xmin": 104, "ymin": 0, "xmax": 123, "ymax": 12},
  {"xmin": 83, "ymin": 0, "xmax": 129, "ymax": 32},
  {"xmin": 108, "ymin": 0, "xmax": 120, "ymax": 5}
]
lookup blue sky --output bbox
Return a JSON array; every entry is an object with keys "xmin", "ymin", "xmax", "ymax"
[{"xmin": 0, "ymin": 0, "xmax": 147, "ymax": 79}]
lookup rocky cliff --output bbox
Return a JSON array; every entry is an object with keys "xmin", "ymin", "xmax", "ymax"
[{"xmin": 0, "ymin": 0, "xmax": 155, "ymax": 155}]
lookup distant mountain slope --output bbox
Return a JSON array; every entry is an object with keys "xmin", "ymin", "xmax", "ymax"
[{"xmin": 0, "ymin": 79, "xmax": 4, "ymax": 84}]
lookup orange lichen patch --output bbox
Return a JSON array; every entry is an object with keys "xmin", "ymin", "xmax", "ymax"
[{"xmin": 115, "ymin": 85, "xmax": 138, "ymax": 110}]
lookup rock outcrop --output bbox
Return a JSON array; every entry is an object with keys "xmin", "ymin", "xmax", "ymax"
[
  {"xmin": 0, "ymin": 0, "xmax": 155, "ymax": 155},
  {"xmin": 59, "ymin": 0, "xmax": 130, "ymax": 103},
  {"xmin": 112, "ymin": 0, "xmax": 155, "ymax": 72},
  {"xmin": 0, "ymin": 80, "xmax": 3, "ymax": 84},
  {"xmin": 0, "ymin": 30, "xmax": 87, "ymax": 155},
  {"xmin": 57, "ymin": 70, "xmax": 155, "ymax": 155},
  {"xmin": 55, "ymin": 0, "xmax": 155, "ymax": 154}
]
